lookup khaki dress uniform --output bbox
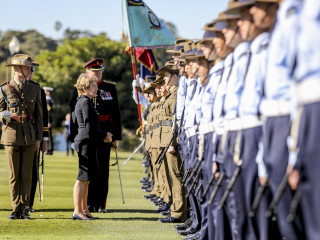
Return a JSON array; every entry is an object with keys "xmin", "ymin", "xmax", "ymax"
[
  {"xmin": 0, "ymin": 75, "xmax": 43, "ymax": 213},
  {"xmin": 159, "ymin": 85, "xmax": 187, "ymax": 220},
  {"xmin": 150, "ymin": 98, "xmax": 171, "ymax": 203}
]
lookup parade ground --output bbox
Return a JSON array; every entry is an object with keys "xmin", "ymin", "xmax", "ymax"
[{"xmin": 0, "ymin": 150, "xmax": 183, "ymax": 240}]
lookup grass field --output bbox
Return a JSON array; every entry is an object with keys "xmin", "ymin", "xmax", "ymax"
[{"xmin": 0, "ymin": 150, "xmax": 184, "ymax": 240}]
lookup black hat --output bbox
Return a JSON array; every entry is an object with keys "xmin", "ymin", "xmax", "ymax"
[{"xmin": 83, "ymin": 58, "xmax": 104, "ymax": 71}]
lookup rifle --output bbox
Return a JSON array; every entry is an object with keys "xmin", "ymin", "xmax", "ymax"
[
  {"xmin": 181, "ymin": 166, "xmax": 191, "ymax": 186},
  {"xmin": 35, "ymin": 153, "xmax": 41, "ymax": 201},
  {"xmin": 195, "ymin": 181, "xmax": 202, "ymax": 197},
  {"xmin": 249, "ymin": 183, "xmax": 267, "ymax": 218},
  {"xmin": 200, "ymin": 174, "xmax": 215, "ymax": 203},
  {"xmin": 287, "ymin": 186, "xmax": 302, "ymax": 222},
  {"xmin": 218, "ymin": 131, "xmax": 242, "ymax": 210},
  {"xmin": 123, "ymin": 139, "xmax": 145, "ymax": 166},
  {"xmin": 178, "ymin": 157, "xmax": 185, "ymax": 176},
  {"xmin": 266, "ymin": 172, "xmax": 290, "ymax": 219},
  {"xmin": 156, "ymin": 116, "xmax": 177, "ymax": 173},
  {"xmin": 186, "ymin": 168, "xmax": 201, "ymax": 198},
  {"xmin": 184, "ymin": 134, "xmax": 204, "ymax": 187},
  {"xmin": 208, "ymin": 172, "xmax": 224, "ymax": 204}
]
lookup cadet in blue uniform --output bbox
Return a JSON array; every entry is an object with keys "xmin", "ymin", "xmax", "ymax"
[
  {"xmin": 261, "ymin": 0, "xmax": 306, "ymax": 239},
  {"xmin": 292, "ymin": 0, "xmax": 320, "ymax": 239}
]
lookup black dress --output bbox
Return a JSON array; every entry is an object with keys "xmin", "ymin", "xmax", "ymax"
[{"xmin": 74, "ymin": 95, "xmax": 107, "ymax": 181}]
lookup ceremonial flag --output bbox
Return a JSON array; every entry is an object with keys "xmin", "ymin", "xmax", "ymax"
[
  {"xmin": 136, "ymin": 48, "xmax": 159, "ymax": 77},
  {"xmin": 124, "ymin": 0, "xmax": 175, "ymax": 48}
]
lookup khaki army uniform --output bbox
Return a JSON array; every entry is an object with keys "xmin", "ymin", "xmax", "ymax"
[
  {"xmin": 0, "ymin": 79, "xmax": 43, "ymax": 212},
  {"xmin": 150, "ymin": 98, "xmax": 171, "ymax": 203},
  {"xmin": 159, "ymin": 85, "xmax": 187, "ymax": 219},
  {"xmin": 146, "ymin": 101, "xmax": 160, "ymax": 197}
]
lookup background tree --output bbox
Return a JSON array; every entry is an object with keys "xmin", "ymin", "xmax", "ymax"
[{"xmin": 54, "ymin": 21, "xmax": 62, "ymax": 39}]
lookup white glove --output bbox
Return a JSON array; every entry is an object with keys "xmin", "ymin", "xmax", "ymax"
[
  {"xmin": 132, "ymin": 79, "xmax": 139, "ymax": 89},
  {"xmin": 139, "ymin": 77, "xmax": 145, "ymax": 88},
  {"xmin": 0, "ymin": 110, "xmax": 11, "ymax": 123}
]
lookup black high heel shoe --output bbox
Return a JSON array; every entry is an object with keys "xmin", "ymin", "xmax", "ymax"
[
  {"xmin": 72, "ymin": 213, "xmax": 84, "ymax": 220},
  {"xmin": 85, "ymin": 214, "xmax": 97, "ymax": 220}
]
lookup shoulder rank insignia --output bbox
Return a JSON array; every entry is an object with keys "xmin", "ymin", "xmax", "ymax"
[
  {"xmin": 102, "ymin": 80, "xmax": 116, "ymax": 85},
  {"xmin": 286, "ymin": 6, "xmax": 297, "ymax": 18}
]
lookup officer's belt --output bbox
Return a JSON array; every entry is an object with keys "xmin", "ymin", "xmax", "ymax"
[
  {"xmin": 161, "ymin": 120, "xmax": 173, "ymax": 127},
  {"xmin": 185, "ymin": 125, "xmax": 198, "ymax": 138},
  {"xmin": 11, "ymin": 114, "xmax": 33, "ymax": 123},
  {"xmin": 153, "ymin": 123, "xmax": 160, "ymax": 129},
  {"xmin": 239, "ymin": 115, "xmax": 263, "ymax": 129},
  {"xmin": 260, "ymin": 100, "xmax": 291, "ymax": 117},
  {"xmin": 294, "ymin": 79, "xmax": 320, "ymax": 105},
  {"xmin": 99, "ymin": 114, "xmax": 111, "ymax": 121},
  {"xmin": 198, "ymin": 122, "xmax": 215, "ymax": 135}
]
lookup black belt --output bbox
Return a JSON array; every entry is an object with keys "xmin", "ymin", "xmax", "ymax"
[{"xmin": 161, "ymin": 120, "xmax": 173, "ymax": 126}]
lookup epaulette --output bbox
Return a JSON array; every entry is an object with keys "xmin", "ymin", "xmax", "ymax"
[
  {"xmin": 286, "ymin": 6, "xmax": 297, "ymax": 18},
  {"xmin": 102, "ymin": 80, "xmax": 116, "ymax": 85},
  {"xmin": 29, "ymin": 80, "xmax": 39, "ymax": 85}
]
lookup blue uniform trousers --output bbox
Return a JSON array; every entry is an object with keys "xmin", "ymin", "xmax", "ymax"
[
  {"xmin": 297, "ymin": 102, "xmax": 320, "ymax": 240},
  {"xmin": 264, "ymin": 116, "xmax": 306, "ymax": 240}
]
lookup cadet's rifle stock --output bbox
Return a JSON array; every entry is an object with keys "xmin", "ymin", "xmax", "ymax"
[
  {"xmin": 186, "ymin": 168, "xmax": 202, "ymax": 198},
  {"xmin": 181, "ymin": 166, "xmax": 191, "ymax": 186},
  {"xmin": 218, "ymin": 162, "xmax": 242, "ymax": 209},
  {"xmin": 266, "ymin": 172, "xmax": 290, "ymax": 218},
  {"xmin": 287, "ymin": 187, "xmax": 302, "ymax": 222},
  {"xmin": 156, "ymin": 133, "xmax": 176, "ymax": 173},
  {"xmin": 201, "ymin": 173, "xmax": 216, "ymax": 203},
  {"xmin": 249, "ymin": 183, "xmax": 267, "ymax": 217},
  {"xmin": 208, "ymin": 172, "xmax": 224, "ymax": 204},
  {"xmin": 195, "ymin": 181, "xmax": 202, "ymax": 197},
  {"xmin": 184, "ymin": 161, "xmax": 201, "ymax": 187}
]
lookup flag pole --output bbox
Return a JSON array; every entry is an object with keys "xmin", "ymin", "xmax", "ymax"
[{"xmin": 130, "ymin": 47, "xmax": 142, "ymax": 127}]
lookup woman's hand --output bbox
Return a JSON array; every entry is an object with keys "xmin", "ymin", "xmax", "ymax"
[{"xmin": 104, "ymin": 132, "xmax": 113, "ymax": 143}]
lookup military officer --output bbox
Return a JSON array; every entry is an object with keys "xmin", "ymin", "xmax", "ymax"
[
  {"xmin": 85, "ymin": 58, "xmax": 122, "ymax": 213},
  {"xmin": 0, "ymin": 54, "xmax": 43, "ymax": 220}
]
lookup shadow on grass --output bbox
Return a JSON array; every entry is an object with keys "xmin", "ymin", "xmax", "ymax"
[
  {"xmin": 31, "ymin": 217, "xmax": 159, "ymax": 221},
  {"xmin": 107, "ymin": 209, "xmax": 156, "ymax": 214}
]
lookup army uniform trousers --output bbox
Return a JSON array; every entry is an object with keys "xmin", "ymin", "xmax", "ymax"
[
  {"xmin": 165, "ymin": 149, "xmax": 187, "ymax": 219},
  {"xmin": 5, "ymin": 144, "xmax": 35, "ymax": 212},
  {"xmin": 150, "ymin": 147, "xmax": 161, "ymax": 197}
]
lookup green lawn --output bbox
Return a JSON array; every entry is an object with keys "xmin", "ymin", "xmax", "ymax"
[{"xmin": 0, "ymin": 150, "xmax": 183, "ymax": 240}]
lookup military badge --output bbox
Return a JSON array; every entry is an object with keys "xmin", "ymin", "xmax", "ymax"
[
  {"xmin": 100, "ymin": 90, "xmax": 113, "ymax": 100},
  {"xmin": 128, "ymin": 0, "xmax": 144, "ymax": 6}
]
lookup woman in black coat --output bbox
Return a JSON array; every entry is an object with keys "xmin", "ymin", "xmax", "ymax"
[{"xmin": 72, "ymin": 73, "xmax": 112, "ymax": 220}]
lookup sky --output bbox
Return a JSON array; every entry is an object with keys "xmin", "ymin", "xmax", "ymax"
[{"xmin": 0, "ymin": 0, "xmax": 229, "ymax": 42}]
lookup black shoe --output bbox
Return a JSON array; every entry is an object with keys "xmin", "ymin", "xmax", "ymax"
[
  {"xmin": 178, "ymin": 226, "xmax": 199, "ymax": 236},
  {"xmin": 85, "ymin": 214, "xmax": 97, "ymax": 219},
  {"xmin": 98, "ymin": 208, "xmax": 108, "ymax": 213},
  {"xmin": 139, "ymin": 177, "xmax": 149, "ymax": 183},
  {"xmin": 143, "ymin": 186, "xmax": 153, "ymax": 192},
  {"xmin": 154, "ymin": 200, "xmax": 167, "ymax": 206},
  {"xmin": 158, "ymin": 216, "xmax": 184, "ymax": 223},
  {"xmin": 184, "ymin": 230, "xmax": 201, "ymax": 240},
  {"xmin": 149, "ymin": 195, "xmax": 159, "ymax": 201},
  {"xmin": 21, "ymin": 209, "xmax": 31, "ymax": 220},
  {"xmin": 175, "ymin": 218, "xmax": 192, "ymax": 230},
  {"xmin": 160, "ymin": 209, "xmax": 171, "ymax": 216},
  {"xmin": 141, "ymin": 184, "xmax": 152, "ymax": 190},
  {"xmin": 152, "ymin": 197, "xmax": 163, "ymax": 203},
  {"xmin": 8, "ymin": 211, "xmax": 20, "ymax": 220},
  {"xmin": 72, "ymin": 213, "xmax": 84, "ymax": 220},
  {"xmin": 29, "ymin": 207, "xmax": 35, "ymax": 213},
  {"xmin": 157, "ymin": 204, "xmax": 170, "ymax": 213},
  {"xmin": 143, "ymin": 194, "xmax": 156, "ymax": 199}
]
